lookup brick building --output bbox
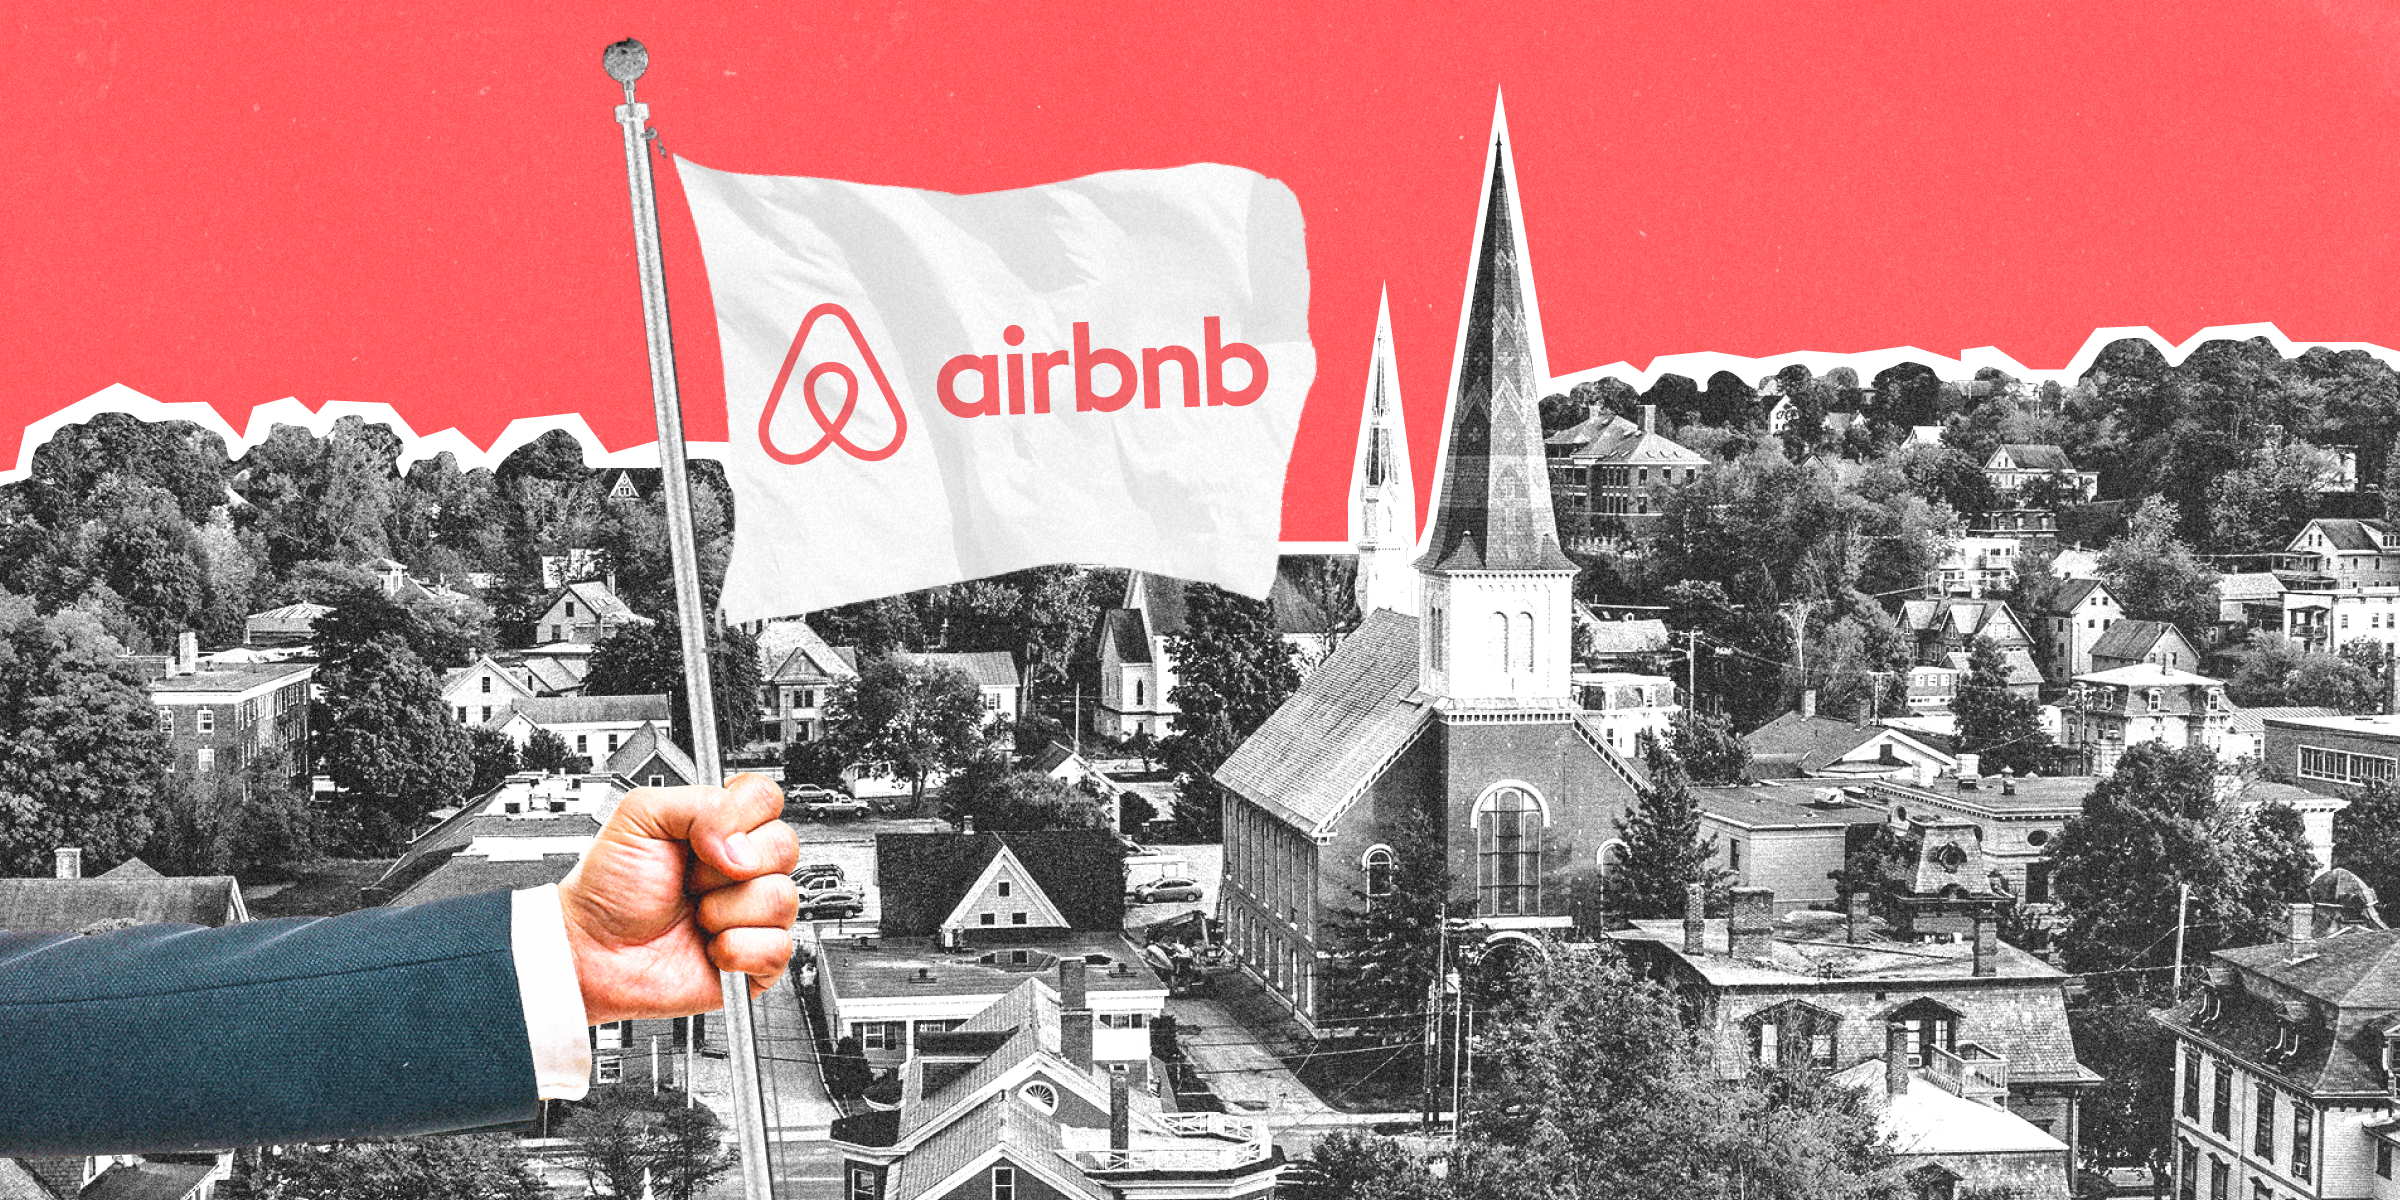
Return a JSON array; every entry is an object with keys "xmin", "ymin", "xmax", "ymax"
[
  {"xmin": 145, "ymin": 634, "xmax": 313, "ymax": 790},
  {"xmin": 2264, "ymin": 712, "xmax": 2400, "ymax": 799},
  {"xmin": 1211, "ymin": 142, "xmax": 1644, "ymax": 1033}
]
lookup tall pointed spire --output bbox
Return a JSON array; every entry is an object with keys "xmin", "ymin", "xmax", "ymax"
[
  {"xmin": 1416, "ymin": 134, "xmax": 1575, "ymax": 576},
  {"xmin": 1351, "ymin": 287, "xmax": 1418, "ymax": 616}
]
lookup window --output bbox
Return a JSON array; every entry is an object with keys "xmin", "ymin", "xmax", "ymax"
[
  {"xmin": 2378, "ymin": 1139, "xmax": 2392, "ymax": 1179},
  {"xmin": 195, "ymin": 747, "xmax": 214, "ymax": 774},
  {"xmin": 1891, "ymin": 999, "xmax": 1957, "ymax": 1066},
  {"xmin": 2292, "ymin": 1104, "xmax": 2312, "ymax": 1181},
  {"xmin": 480, "ymin": 706, "xmax": 491, "ymax": 722},
  {"xmin": 984, "ymin": 692, "xmax": 1001, "ymax": 711},
  {"xmin": 2209, "ymin": 1157, "xmax": 2227, "ymax": 1200},
  {"xmin": 1099, "ymin": 1013, "xmax": 1147, "ymax": 1030},
  {"xmin": 480, "ymin": 675, "xmax": 492, "ymax": 694},
  {"xmin": 2177, "ymin": 1142, "xmax": 2196, "ymax": 1200},
  {"xmin": 1728, "ymin": 841, "xmax": 1743, "ymax": 872},
  {"xmin": 998, "ymin": 879, "xmax": 1012, "ymax": 897},
  {"xmin": 2212, "ymin": 1061, "xmax": 2232, "ymax": 1135},
  {"xmin": 991, "ymin": 1165, "xmax": 1015, "ymax": 1200},
  {"xmin": 2253, "ymin": 1081, "xmax": 2274, "ymax": 1157},
  {"xmin": 595, "ymin": 1055, "xmax": 621, "ymax": 1084},
  {"xmin": 197, "ymin": 708, "xmax": 214, "ymax": 735},
  {"xmin": 1010, "ymin": 912, "xmax": 1027, "ymax": 925},
  {"xmin": 850, "ymin": 1168, "xmax": 880, "ymax": 1200},
  {"xmin": 1514, "ymin": 611, "xmax": 1534, "ymax": 673},
  {"xmin": 1133, "ymin": 679, "xmax": 1145, "ymax": 707},
  {"xmin": 857, "ymin": 1021, "xmax": 901, "ymax": 1051},
  {"xmin": 455, "ymin": 705, "xmax": 469, "ymax": 722},
  {"xmin": 576, "ymin": 734, "xmax": 589, "ymax": 755},
  {"xmin": 1489, "ymin": 612, "xmax": 1509, "ymax": 669},
  {"xmin": 1745, "ymin": 1002, "xmax": 1839, "ymax": 1070},
  {"xmin": 565, "ymin": 601, "xmax": 578, "ymax": 619},
  {"xmin": 1364, "ymin": 845, "xmax": 1395, "ymax": 898},
  {"xmin": 648, "ymin": 774, "xmax": 663, "ymax": 788},
  {"xmin": 2298, "ymin": 745, "xmax": 2399, "ymax": 786},
  {"xmin": 1429, "ymin": 607, "xmax": 1447, "ymax": 671},
  {"xmin": 156, "ymin": 708, "xmax": 172, "ymax": 734},
  {"xmin": 980, "ymin": 913, "xmax": 996, "ymax": 926},
  {"xmin": 1475, "ymin": 785, "xmax": 1543, "ymax": 917},
  {"xmin": 1018, "ymin": 1083, "xmax": 1058, "ymax": 1112},
  {"xmin": 607, "ymin": 733, "xmax": 620, "ymax": 753}
]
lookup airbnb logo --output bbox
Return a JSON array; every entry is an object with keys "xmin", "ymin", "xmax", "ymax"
[
  {"xmin": 758, "ymin": 303, "xmax": 909, "ymax": 463},
  {"xmin": 937, "ymin": 318, "xmax": 1267, "ymax": 419}
]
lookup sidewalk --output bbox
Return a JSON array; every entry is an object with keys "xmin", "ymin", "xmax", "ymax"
[{"xmin": 1164, "ymin": 995, "xmax": 1334, "ymax": 1125}]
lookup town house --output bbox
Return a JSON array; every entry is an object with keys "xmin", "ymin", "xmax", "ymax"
[
  {"xmin": 2039, "ymin": 578, "xmax": 2123, "ymax": 681},
  {"xmin": 500, "ymin": 693, "xmax": 674, "ymax": 772},
  {"xmin": 145, "ymin": 633, "xmax": 313, "ymax": 790},
  {"xmin": 531, "ymin": 579, "xmax": 652, "ymax": 645},
  {"xmin": 755, "ymin": 617, "xmax": 857, "ymax": 745}
]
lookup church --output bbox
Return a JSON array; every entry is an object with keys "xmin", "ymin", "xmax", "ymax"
[{"xmin": 1210, "ymin": 137, "xmax": 1647, "ymax": 1032}]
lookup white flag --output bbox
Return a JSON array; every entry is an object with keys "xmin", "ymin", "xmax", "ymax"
[{"xmin": 676, "ymin": 158, "xmax": 1314, "ymax": 623}]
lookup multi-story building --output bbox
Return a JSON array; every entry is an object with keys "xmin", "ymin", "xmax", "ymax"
[
  {"xmin": 2039, "ymin": 578, "xmax": 2124, "ymax": 681},
  {"xmin": 1571, "ymin": 670, "xmax": 1679, "ymax": 757},
  {"xmin": 2157, "ymin": 873, "xmax": 2400, "ymax": 1200},
  {"xmin": 1981, "ymin": 444, "xmax": 2098, "ymax": 503},
  {"xmin": 1611, "ymin": 883, "xmax": 2099, "ymax": 1192},
  {"xmin": 755, "ymin": 618, "xmax": 857, "ymax": 745},
  {"xmin": 530, "ymin": 579, "xmax": 652, "ymax": 645},
  {"xmin": 2279, "ymin": 518, "xmax": 2400, "ymax": 588},
  {"xmin": 1898, "ymin": 598, "xmax": 2044, "ymax": 699},
  {"xmin": 2059, "ymin": 663, "xmax": 2232, "ymax": 775},
  {"xmin": 441, "ymin": 652, "xmax": 536, "ymax": 727},
  {"xmin": 1211, "ymin": 144, "xmax": 1645, "ymax": 1032},
  {"xmin": 2265, "ymin": 712, "xmax": 2400, "ymax": 800},
  {"xmin": 1743, "ymin": 699, "xmax": 1958, "ymax": 784},
  {"xmin": 1691, "ymin": 784, "xmax": 1891, "ymax": 913},
  {"xmin": 1545, "ymin": 402, "xmax": 1709, "ymax": 545},
  {"xmin": 2090, "ymin": 618, "xmax": 2202, "ymax": 674},
  {"xmin": 830, "ymin": 962, "xmax": 1281, "ymax": 1200},
  {"xmin": 1865, "ymin": 771, "xmax": 2087, "ymax": 905},
  {"xmin": 899, "ymin": 650, "xmax": 1023, "ymax": 728},
  {"xmin": 499, "ymin": 693, "xmax": 673, "ymax": 772},
  {"xmin": 146, "ymin": 633, "xmax": 313, "ymax": 789}
]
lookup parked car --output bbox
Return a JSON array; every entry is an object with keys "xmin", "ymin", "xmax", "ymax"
[
  {"xmin": 797, "ymin": 887, "xmax": 866, "ymax": 921},
  {"xmin": 794, "ymin": 864, "xmax": 847, "ymax": 892},
  {"xmin": 797, "ymin": 790, "xmax": 871, "ymax": 819},
  {"xmin": 1128, "ymin": 876, "xmax": 1204, "ymax": 904}
]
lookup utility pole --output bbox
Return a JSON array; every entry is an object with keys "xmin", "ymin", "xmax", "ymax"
[
  {"xmin": 2172, "ymin": 882, "xmax": 2191, "ymax": 993},
  {"xmin": 1422, "ymin": 901, "xmax": 1449, "ymax": 1132},
  {"xmin": 1450, "ymin": 985, "xmax": 1467, "ymax": 1144}
]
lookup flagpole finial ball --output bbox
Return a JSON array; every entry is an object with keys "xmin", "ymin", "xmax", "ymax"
[{"xmin": 603, "ymin": 39, "xmax": 649, "ymax": 84}]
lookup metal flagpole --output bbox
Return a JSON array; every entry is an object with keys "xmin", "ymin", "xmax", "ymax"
[{"xmin": 602, "ymin": 38, "xmax": 776, "ymax": 1200}]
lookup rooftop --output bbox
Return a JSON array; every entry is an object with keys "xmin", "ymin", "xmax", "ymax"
[
  {"xmin": 2259, "ymin": 711, "xmax": 2400, "ymax": 739},
  {"xmin": 820, "ymin": 933, "xmax": 1165, "ymax": 1003},
  {"xmin": 1830, "ymin": 1060, "xmax": 2068, "ymax": 1157},
  {"xmin": 1617, "ymin": 914, "xmax": 2066, "ymax": 989},
  {"xmin": 2073, "ymin": 662, "xmax": 2222, "ymax": 688},
  {"xmin": 145, "ymin": 658, "xmax": 314, "ymax": 695},
  {"xmin": 1693, "ymin": 785, "xmax": 1892, "ymax": 831},
  {"xmin": 0, "ymin": 875, "xmax": 244, "ymax": 932},
  {"xmin": 1869, "ymin": 775, "xmax": 2095, "ymax": 816},
  {"xmin": 509, "ymin": 693, "xmax": 672, "ymax": 726}
]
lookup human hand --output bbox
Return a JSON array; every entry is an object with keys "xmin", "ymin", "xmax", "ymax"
[{"xmin": 557, "ymin": 773, "xmax": 800, "ymax": 1026}]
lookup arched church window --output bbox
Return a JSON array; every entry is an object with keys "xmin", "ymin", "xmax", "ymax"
[
  {"xmin": 1362, "ymin": 845, "xmax": 1396, "ymax": 899},
  {"xmin": 1490, "ymin": 613, "xmax": 1509, "ymax": 668},
  {"xmin": 1474, "ymin": 785, "xmax": 1545, "ymax": 916},
  {"xmin": 1515, "ymin": 611, "xmax": 1535, "ymax": 672}
]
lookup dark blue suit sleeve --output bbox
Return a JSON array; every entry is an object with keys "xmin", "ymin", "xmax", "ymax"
[{"xmin": 0, "ymin": 889, "xmax": 539, "ymax": 1154}]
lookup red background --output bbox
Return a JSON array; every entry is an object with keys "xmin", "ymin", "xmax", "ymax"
[{"xmin": 18, "ymin": 3, "xmax": 2400, "ymax": 540}]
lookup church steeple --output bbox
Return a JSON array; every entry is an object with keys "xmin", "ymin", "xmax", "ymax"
[
  {"xmin": 1415, "ymin": 136, "xmax": 1576, "ymax": 578},
  {"xmin": 1351, "ymin": 287, "xmax": 1417, "ymax": 617},
  {"xmin": 1417, "ymin": 121, "xmax": 1577, "ymax": 705}
]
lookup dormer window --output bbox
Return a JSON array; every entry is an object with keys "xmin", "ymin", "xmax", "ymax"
[
  {"xmin": 2146, "ymin": 688, "xmax": 2163, "ymax": 713},
  {"xmin": 2194, "ymin": 987, "xmax": 2226, "ymax": 1025},
  {"xmin": 2264, "ymin": 1020, "xmax": 2304, "ymax": 1064}
]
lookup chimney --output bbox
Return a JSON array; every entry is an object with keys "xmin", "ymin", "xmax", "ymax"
[
  {"xmin": 2289, "ymin": 901, "xmax": 2320, "ymax": 946},
  {"xmin": 1683, "ymin": 883, "xmax": 1708, "ymax": 955},
  {"xmin": 1885, "ymin": 1024, "xmax": 1912, "ymax": 1096},
  {"xmin": 1058, "ymin": 959, "xmax": 1094, "ymax": 1070},
  {"xmin": 1956, "ymin": 752, "xmax": 1981, "ymax": 781},
  {"xmin": 54, "ymin": 847, "xmax": 82, "ymax": 880},
  {"xmin": 1640, "ymin": 404, "xmax": 1659, "ymax": 435},
  {"xmin": 1800, "ymin": 689, "xmax": 1817, "ymax": 720},
  {"xmin": 1108, "ymin": 1069, "xmax": 1132, "ymax": 1150},
  {"xmin": 2000, "ymin": 767, "xmax": 2017, "ymax": 796},
  {"xmin": 1846, "ymin": 890, "xmax": 1872, "ymax": 943},
  {"xmin": 1728, "ymin": 887, "xmax": 1775, "ymax": 959},
  {"xmin": 1972, "ymin": 911, "xmax": 1998, "ymax": 977},
  {"xmin": 961, "ymin": 814, "xmax": 976, "ymax": 836}
]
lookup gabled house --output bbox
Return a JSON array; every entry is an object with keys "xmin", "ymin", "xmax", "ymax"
[
  {"xmin": 1981, "ymin": 444, "xmax": 2097, "ymax": 502},
  {"xmin": 756, "ymin": 618, "xmax": 858, "ymax": 745},
  {"xmin": 531, "ymin": 579, "xmax": 652, "ymax": 645},
  {"xmin": 1572, "ymin": 607, "xmax": 1671, "ymax": 672},
  {"xmin": 1832, "ymin": 1053, "xmax": 2070, "ymax": 1200},
  {"xmin": 441, "ymin": 652, "xmax": 537, "ymax": 727},
  {"xmin": 0, "ymin": 848, "xmax": 247, "ymax": 933},
  {"xmin": 2038, "ymin": 578, "xmax": 2122, "ymax": 681},
  {"xmin": 1742, "ymin": 695, "xmax": 1958, "ymax": 783},
  {"xmin": 2157, "ymin": 870, "xmax": 2400, "ymax": 1200},
  {"xmin": 500, "ymin": 693, "xmax": 673, "ymax": 771},
  {"xmin": 603, "ymin": 721, "xmax": 698, "ymax": 790},
  {"xmin": 900, "ymin": 650, "xmax": 1023, "ymax": 727},
  {"xmin": 242, "ymin": 600, "xmax": 330, "ymax": 647},
  {"xmin": 2279, "ymin": 518, "xmax": 2400, "ymax": 588},
  {"xmin": 815, "ymin": 830, "xmax": 1159, "ymax": 1069},
  {"xmin": 831, "ymin": 964, "xmax": 1281, "ymax": 1200},
  {"xmin": 1093, "ymin": 559, "xmax": 1355, "ymax": 740},
  {"xmin": 1211, "ymin": 142, "xmax": 1646, "ymax": 1033},
  {"xmin": 2089, "ymin": 617, "xmax": 2200, "ymax": 674},
  {"xmin": 1898, "ymin": 598, "xmax": 2043, "ymax": 698}
]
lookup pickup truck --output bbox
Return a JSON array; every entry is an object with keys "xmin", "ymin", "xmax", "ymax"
[{"xmin": 790, "ymin": 786, "xmax": 870, "ymax": 819}]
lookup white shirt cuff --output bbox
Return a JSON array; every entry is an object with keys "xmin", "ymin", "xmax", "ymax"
[{"xmin": 510, "ymin": 884, "xmax": 592, "ymax": 1101}]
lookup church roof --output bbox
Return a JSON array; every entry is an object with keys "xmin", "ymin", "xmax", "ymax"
[
  {"xmin": 1213, "ymin": 610, "xmax": 1432, "ymax": 835},
  {"xmin": 1415, "ymin": 143, "xmax": 1577, "ymax": 576}
]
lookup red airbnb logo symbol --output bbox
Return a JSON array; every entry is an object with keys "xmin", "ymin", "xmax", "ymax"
[{"xmin": 758, "ymin": 303, "xmax": 908, "ymax": 464}]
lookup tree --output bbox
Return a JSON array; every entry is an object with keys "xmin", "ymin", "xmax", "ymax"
[
  {"xmin": 585, "ymin": 622, "xmax": 765, "ymax": 752},
  {"xmin": 463, "ymin": 724, "xmax": 521, "ymax": 797},
  {"xmin": 2098, "ymin": 497, "xmax": 2220, "ymax": 647},
  {"xmin": 0, "ymin": 598, "xmax": 175, "ymax": 877},
  {"xmin": 1290, "ymin": 1129, "xmax": 1447, "ymax": 1200},
  {"xmin": 1321, "ymin": 813, "xmax": 1455, "ymax": 1043},
  {"xmin": 315, "ymin": 631, "xmax": 473, "ymax": 852},
  {"xmin": 939, "ymin": 757, "xmax": 1113, "ymax": 831},
  {"xmin": 235, "ymin": 1135, "xmax": 548, "ymax": 1200},
  {"xmin": 824, "ymin": 654, "xmax": 991, "ymax": 805},
  {"xmin": 1952, "ymin": 635, "xmax": 2049, "ymax": 774},
  {"xmin": 2335, "ymin": 779, "xmax": 2400, "ymax": 920},
  {"xmin": 2047, "ymin": 742, "xmax": 2314, "ymax": 990},
  {"xmin": 522, "ymin": 727, "xmax": 581, "ymax": 775},
  {"xmin": 2227, "ymin": 633, "xmax": 2383, "ymax": 712},
  {"xmin": 1161, "ymin": 585, "xmax": 1301, "ymax": 838},
  {"xmin": 2207, "ymin": 433, "xmax": 2343, "ymax": 556},
  {"xmin": 1599, "ymin": 741, "xmax": 1731, "ymax": 921},
  {"xmin": 150, "ymin": 751, "xmax": 320, "ymax": 881}
]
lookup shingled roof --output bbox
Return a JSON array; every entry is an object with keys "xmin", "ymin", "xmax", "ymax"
[
  {"xmin": 757, "ymin": 618, "xmax": 857, "ymax": 684},
  {"xmin": 0, "ymin": 876, "xmax": 244, "ymax": 933},
  {"xmin": 1213, "ymin": 609, "xmax": 1432, "ymax": 835},
  {"xmin": 2297, "ymin": 517, "xmax": 2395, "ymax": 553},
  {"xmin": 2043, "ymin": 577, "xmax": 2109, "ymax": 615},
  {"xmin": 2163, "ymin": 927, "xmax": 2400, "ymax": 1096},
  {"xmin": 604, "ymin": 721, "xmax": 698, "ymax": 785},
  {"xmin": 2089, "ymin": 618, "xmax": 2188, "ymax": 663},
  {"xmin": 1097, "ymin": 609, "xmax": 1153, "ymax": 665},
  {"xmin": 1991, "ymin": 444, "xmax": 2077, "ymax": 472},
  {"xmin": 1415, "ymin": 142, "xmax": 1577, "ymax": 576},
  {"xmin": 875, "ymin": 832, "xmax": 1125, "ymax": 937},
  {"xmin": 510, "ymin": 693, "xmax": 671, "ymax": 726}
]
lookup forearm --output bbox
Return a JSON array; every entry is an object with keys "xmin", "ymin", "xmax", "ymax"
[{"xmin": 0, "ymin": 890, "xmax": 543, "ymax": 1154}]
